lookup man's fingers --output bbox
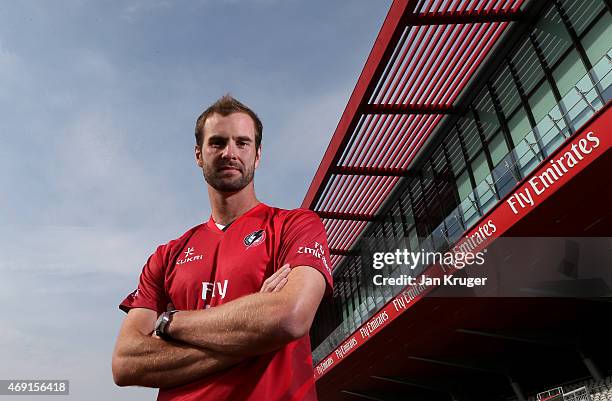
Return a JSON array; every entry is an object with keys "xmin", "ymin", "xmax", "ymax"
[
  {"xmin": 273, "ymin": 277, "xmax": 288, "ymax": 292},
  {"xmin": 260, "ymin": 264, "xmax": 291, "ymax": 292},
  {"xmin": 260, "ymin": 265, "xmax": 290, "ymax": 292}
]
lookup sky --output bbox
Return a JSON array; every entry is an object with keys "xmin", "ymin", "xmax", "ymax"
[{"xmin": 0, "ymin": 1, "xmax": 392, "ymax": 400}]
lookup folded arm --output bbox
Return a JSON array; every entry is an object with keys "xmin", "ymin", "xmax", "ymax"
[
  {"xmin": 112, "ymin": 265, "xmax": 292, "ymax": 388},
  {"xmin": 112, "ymin": 308, "xmax": 242, "ymax": 388},
  {"xmin": 166, "ymin": 265, "xmax": 326, "ymax": 356}
]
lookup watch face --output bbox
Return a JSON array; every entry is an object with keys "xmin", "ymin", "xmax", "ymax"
[{"xmin": 155, "ymin": 313, "xmax": 168, "ymax": 336}]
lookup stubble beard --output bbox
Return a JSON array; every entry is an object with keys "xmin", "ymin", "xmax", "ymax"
[{"xmin": 203, "ymin": 162, "xmax": 255, "ymax": 192}]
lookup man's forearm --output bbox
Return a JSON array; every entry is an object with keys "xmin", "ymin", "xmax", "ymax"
[
  {"xmin": 167, "ymin": 291, "xmax": 300, "ymax": 356},
  {"xmin": 112, "ymin": 332, "xmax": 243, "ymax": 388},
  {"xmin": 166, "ymin": 266, "xmax": 325, "ymax": 358}
]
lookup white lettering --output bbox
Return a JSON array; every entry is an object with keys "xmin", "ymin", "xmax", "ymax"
[
  {"xmin": 317, "ymin": 357, "xmax": 334, "ymax": 375},
  {"xmin": 202, "ymin": 280, "xmax": 229, "ymax": 301}
]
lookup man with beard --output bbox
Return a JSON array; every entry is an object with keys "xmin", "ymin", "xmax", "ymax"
[{"xmin": 112, "ymin": 95, "xmax": 333, "ymax": 401}]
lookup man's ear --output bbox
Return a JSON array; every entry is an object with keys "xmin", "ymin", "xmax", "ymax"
[
  {"xmin": 255, "ymin": 145, "xmax": 262, "ymax": 169},
  {"xmin": 195, "ymin": 145, "xmax": 203, "ymax": 168}
]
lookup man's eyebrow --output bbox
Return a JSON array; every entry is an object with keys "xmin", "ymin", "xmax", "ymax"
[
  {"xmin": 236, "ymin": 136, "xmax": 252, "ymax": 142},
  {"xmin": 207, "ymin": 134, "xmax": 227, "ymax": 142}
]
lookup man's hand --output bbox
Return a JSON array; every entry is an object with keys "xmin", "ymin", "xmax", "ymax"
[{"xmin": 260, "ymin": 264, "xmax": 290, "ymax": 292}]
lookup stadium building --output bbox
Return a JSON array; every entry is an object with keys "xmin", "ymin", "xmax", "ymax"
[{"xmin": 304, "ymin": 0, "xmax": 612, "ymax": 400}]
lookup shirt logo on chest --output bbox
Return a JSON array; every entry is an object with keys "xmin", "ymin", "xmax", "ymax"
[
  {"xmin": 243, "ymin": 229, "xmax": 266, "ymax": 249},
  {"xmin": 176, "ymin": 246, "xmax": 204, "ymax": 265}
]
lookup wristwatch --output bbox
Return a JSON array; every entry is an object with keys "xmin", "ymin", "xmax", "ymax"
[{"xmin": 155, "ymin": 310, "xmax": 178, "ymax": 339}]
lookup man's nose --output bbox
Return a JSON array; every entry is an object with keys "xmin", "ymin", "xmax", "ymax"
[{"xmin": 221, "ymin": 141, "xmax": 237, "ymax": 159}]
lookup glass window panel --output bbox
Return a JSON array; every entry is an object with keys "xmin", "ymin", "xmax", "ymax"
[
  {"xmin": 408, "ymin": 228, "xmax": 419, "ymax": 251},
  {"xmin": 565, "ymin": 73, "xmax": 599, "ymax": 130},
  {"xmin": 444, "ymin": 208, "xmax": 464, "ymax": 243},
  {"xmin": 511, "ymin": 40, "xmax": 545, "ymax": 95},
  {"xmin": 513, "ymin": 131, "xmax": 541, "ymax": 177},
  {"xmin": 535, "ymin": 104, "xmax": 567, "ymax": 158},
  {"xmin": 561, "ymin": 0, "xmax": 604, "ymax": 36},
  {"xmin": 508, "ymin": 106, "xmax": 532, "ymax": 145},
  {"xmin": 457, "ymin": 171, "xmax": 472, "ymax": 201},
  {"xmin": 591, "ymin": 49, "xmax": 612, "ymax": 103},
  {"xmin": 402, "ymin": 203, "xmax": 415, "ymax": 228},
  {"xmin": 476, "ymin": 176, "xmax": 496, "ymax": 214},
  {"xmin": 474, "ymin": 89, "xmax": 502, "ymax": 141},
  {"xmin": 459, "ymin": 194, "xmax": 480, "ymax": 229},
  {"xmin": 445, "ymin": 132, "xmax": 466, "ymax": 176},
  {"xmin": 431, "ymin": 220, "xmax": 448, "ymax": 251},
  {"xmin": 533, "ymin": 5, "xmax": 572, "ymax": 68},
  {"xmin": 422, "ymin": 162, "xmax": 435, "ymax": 183},
  {"xmin": 409, "ymin": 179, "xmax": 422, "ymax": 208},
  {"xmin": 431, "ymin": 148, "xmax": 447, "ymax": 176},
  {"xmin": 553, "ymin": 49, "xmax": 589, "ymax": 97},
  {"xmin": 488, "ymin": 131, "xmax": 509, "ymax": 167},
  {"xmin": 582, "ymin": 12, "xmax": 612, "ymax": 66},
  {"xmin": 493, "ymin": 65, "xmax": 522, "ymax": 117},
  {"xmin": 479, "ymin": 114, "xmax": 500, "ymax": 141},
  {"xmin": 491, "ymin": 152, "xmax": 519, "ymax": 198},
  {"xmin": 458, "ymin": 117, "xmax": 482, "ymax": 159},
  {"xmin": 529, "ymin": 80, "xmax": 557, "ymax": 122},
  {"xmin": 471, "ymin": 152, "xmax": 490, "ymax": 184}
]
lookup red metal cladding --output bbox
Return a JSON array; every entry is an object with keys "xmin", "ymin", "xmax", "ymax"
[
  {"xmin": 304, "ymin": 0, "xmax": 525, "ymax": 270},
  {"xmin": 444, "ymin": 22, "xmax": 508, "ymax": 103},
  {"xmin": 418, "ymin": 25, "xmax": 472, "ymax": 104},
  {"xmin": 373, "ymin": 27, "xmax": 415, "ymax": 105},
  {"xmin": 389, "ymin": 25, "xmax": 439, "ymax": 104},
  {"xmin": 436, "ymin": 23, "xmax": 494, "ymax": 104},
  {"xmin": 396, "ymin": 25, "xmax": 449, "ymax": 103},
  {"xmin": 337, "ymin": 221, "xmax": 368, "ymax": 253},
  {"xmin": 323, "ymin": 175, "xmax": 347, "ymax": 212},
  {"xmin": 359, "ymin": 116, "xmax": 391, "ymax": 167},
  {"xmin": 415, "ymin": 23, "xmax": 484, "ymax": 104},
  {"xmin": 389, "ymin": 114, "xmax": 431, "ymax": 168},
  {"xmin": 303, "ymin": 0, "xmax": 416, "ymax": 209},
  {"xmin": 332, "ymin": 220, "xmax": 358, "ymax": 251},
  {"xmin": 409, "ymin": 24, "xmax": 459, "ymax": 104},
  {"xmin": 336, "ymin": 176, "xmax": 368, "ymax": 214},
  {"xmin": 361, "ymin": 115, "xmax": 396, "ymax": 167},
  {"xmin": 347, "ymin": 115, "xmax": 379, "ymax": 167},
  {"xmin": 368, "ymin": 114, "xmax": 410, "ymax": 167}
]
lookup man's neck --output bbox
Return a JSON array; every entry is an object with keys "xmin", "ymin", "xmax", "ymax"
[{"xmin": 208, "ymin": 185, "xmax": 260, "ymax": 226}]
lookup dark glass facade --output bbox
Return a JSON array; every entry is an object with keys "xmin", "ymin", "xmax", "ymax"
[{"xmin": 311, "ymin": 0, "xmax": 611, "ymax": 362}]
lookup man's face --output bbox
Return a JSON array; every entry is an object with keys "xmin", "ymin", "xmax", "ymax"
[{"xmin": 195, "ymin": 112, "xmax": 261, "ymax": 193}]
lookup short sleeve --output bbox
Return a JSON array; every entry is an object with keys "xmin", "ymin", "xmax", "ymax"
[
  {"xmin": 119, "ymin": 244, "xmax": 169, "ymax": 314},
  {"xmin": 278, "ymin": 209, "xmax": 333, "ymax": 296}
]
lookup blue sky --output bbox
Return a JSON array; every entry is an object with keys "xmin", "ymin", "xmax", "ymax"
[{"xmin": 0, "ymin": 1, "xmax": 391, "ymax": 399}]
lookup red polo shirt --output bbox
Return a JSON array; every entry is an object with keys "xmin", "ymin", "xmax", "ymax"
[{"xmin": 120, "ymin": 203, "xmax": 333, "ymax": 401}]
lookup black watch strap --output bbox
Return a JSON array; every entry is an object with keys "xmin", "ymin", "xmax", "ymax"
[{"xmin": 155, "ymin": 310, "xmax": 178, "ymax": 339}]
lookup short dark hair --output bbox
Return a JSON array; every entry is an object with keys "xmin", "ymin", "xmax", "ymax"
[{"xmin": 195, "ymin": 94, "xmax": 263, "ymax": 149}]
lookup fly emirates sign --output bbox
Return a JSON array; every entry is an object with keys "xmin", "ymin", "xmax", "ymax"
[{"xmin": 506, "ymin": 131, "xmax": 600, "ymax": 215}]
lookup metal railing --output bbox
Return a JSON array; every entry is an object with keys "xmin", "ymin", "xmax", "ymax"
[
  {"xmin": 564, "ymin": 387, "xmax": 592, "ymax": 401},
  {"xmin": 312, "ymin": 50, "xmax": 612, "ymax": 365}
]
